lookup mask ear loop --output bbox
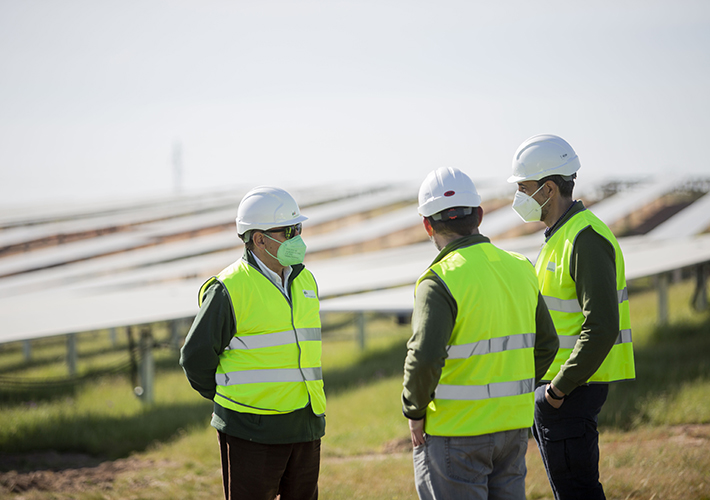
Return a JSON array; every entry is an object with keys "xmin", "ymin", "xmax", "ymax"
[
  {"xmin": 537, "ymin": 182, "xmax": 552, "ymax": 210},
  {"xmin": 528, "ymin": 182, "xmax": 552, "ymax": 210},
  {"xmin": 530, "ymin": 183, "xmax": 545, "ymax": 198},
  {"xmin": 262, "ymin": 233, "xmax": 284, "ymax": 262}
]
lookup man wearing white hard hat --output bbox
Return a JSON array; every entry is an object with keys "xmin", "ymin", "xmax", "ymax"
[
  {"xmin": 508, "ymin": 134, "xmax": 636, "ymax": 500},
  {"xmin": 402, "ymin": 167, "xmax": 558, "ymax": 499},
  {"xmin": 180, "ymin": 186, "xmax": 325, "ymax": 500}
]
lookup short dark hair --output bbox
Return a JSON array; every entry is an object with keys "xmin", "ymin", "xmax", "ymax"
[
  {"xmin": 427, "ymin": 207, "xmax": 479, "ymax": 237},
  {"xmin": 537, "ymin": 174, "xmax": 575, "ymax": 198}
]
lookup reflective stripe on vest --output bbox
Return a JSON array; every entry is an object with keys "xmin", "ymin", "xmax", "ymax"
[
  {"xmin": 225, "ymin": 328, "xmax": 321, "ymax": 350},
  {"xmin": 216, "ymin": 367, "xmax": 323, "ymax": 385},
  {"xmin": 535, "ymin": 209, "xmax": 636, "ymax": 383},
  {"xmin": 544, "ymin": 288, "xmax": 629, "ymax": 314},
  {"xmin": 418, "ymin": 242, "xmax": 540, "ymax": 437},
  {"xmin": 556, "ymin": 329, "xmax": 633, "ymax": 349},
  {"xmin": 446, "ymin": 332, "xmax": 535, "ymax": 359},
  {"xmin": 435, "ymin": 378, "xmax": 534, "ymax": 401},
  {"xmin": 203, "ymin": 258, "xmax": 326, "ymax": 416}
]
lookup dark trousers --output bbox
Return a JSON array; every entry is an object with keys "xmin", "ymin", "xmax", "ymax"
[
  {"xmin": 218, "ymin": 431, "xmax": 321, "ymax": 500},
  {"xmin": 531, "ymin": 383, "xmax": 609, "ymax": 500}
]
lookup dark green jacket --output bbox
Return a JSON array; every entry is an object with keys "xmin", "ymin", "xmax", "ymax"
[
  {"xmin": 544, "ymin": 200, "xmax": 623, "ymax": 395},
  {"xmin": 179, "ymin": 250, "xmax": 325, "ymax": 444},
  {"xmin": 402, "ymin": 234, "xmax": 559, "ymax": 420}
]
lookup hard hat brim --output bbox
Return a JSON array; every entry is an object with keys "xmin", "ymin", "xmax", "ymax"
[{"xmin": 237, "ymin": 213, "xmax": 308, "ymax": 236}]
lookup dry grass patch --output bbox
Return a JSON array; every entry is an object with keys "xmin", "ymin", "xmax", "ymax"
[{"xmin": 525, "ymin": 425, "xmax": 710, "ymax": 500}]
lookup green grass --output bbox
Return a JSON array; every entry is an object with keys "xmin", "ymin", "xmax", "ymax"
[
  {"xmin": 0, "ymin": 327, "xmax": 136, "ymax": 377},
  {"xmin": 0, "ymin": 323, "xmax": 212, "ymax": 458},
  {"xmin": 0, "ymin": 314, "xmax": 412, "ymax": 461},
  {"xmin": 1, "ymin": 280, "xmax": 710, "ymax": 499},
  {"xmin": 0, "ymin": 369, "xmax": 212, "ymax": 458},
  {"xmin": 602, "ymin": 280, "xmax": 710, "ymax": 428}
]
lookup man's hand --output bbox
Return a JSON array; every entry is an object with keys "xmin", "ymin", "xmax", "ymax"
[
  {"xmin": 545, "ymin": 383, "xmax": 566, "ymax": 409},
  {"xmin": 409, "ymin": 418, "xmax": 426, "ymax": 447}
]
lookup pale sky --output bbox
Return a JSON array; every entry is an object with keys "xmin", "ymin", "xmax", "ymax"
[{"xmin": 1, "ymin": 0, "xmax": 709, "ymax": 207}]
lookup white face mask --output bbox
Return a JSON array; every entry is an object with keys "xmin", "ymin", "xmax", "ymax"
[{"xmin": 511, "ymin": 184, "xmax": 550, "ymax": 223}]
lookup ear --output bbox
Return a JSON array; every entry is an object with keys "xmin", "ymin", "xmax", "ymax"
[
  {"xmin": 543, "ymin": 180, "xmax": 558, "ymax": 198},
  {"xmin": 252, "ymin": 231, "xmax": 266, "ymax": 249},
  {"xmin": 475, "ymin": 206, "xmax": 483, "ymax": 227},
  {"xmin": 423, "ymin": 217, "xmax": 433, "ymax": 236}
]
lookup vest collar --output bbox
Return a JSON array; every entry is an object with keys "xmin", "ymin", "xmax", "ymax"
[
  {"xmin": 545, "ymin": 200, "xmax": 586, "ymax": 240},
  {"xmin": 431, "ymin": 234, "xmax": 491, "ymax": 267},
  {"xmin": 242, "ymin": 249, "xmax": 305, "ymax": 288}
]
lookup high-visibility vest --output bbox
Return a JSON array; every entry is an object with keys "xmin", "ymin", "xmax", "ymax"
[
  {"xmin": 535, "ymin": 209, "xmax": 635, "ymax": 383},
  {"xmin": 199, "ymin": 259, "xmax": 326, "ymax": 416},
  {"xmin": 420, "ymin": 242, "xmax": 540, "ymax": 437}
]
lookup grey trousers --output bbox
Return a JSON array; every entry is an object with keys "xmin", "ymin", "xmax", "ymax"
[{"xmin": 413, "ymin": 428, "xmax": 529, "ymax": 500}]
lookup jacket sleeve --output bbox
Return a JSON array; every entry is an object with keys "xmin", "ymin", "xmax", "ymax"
[
  {"xmin": 401, "ymin": 274, "xmax": 456, "ymax": 420},
  {"xmin": 552, "ymin": 226, "xmax": 620, "ymax": 394},
  {"xmin": 534, "ymin": 291, "xmax": 558, "ymax": 384},
  {"xmin": 179, "ymin": 281, "xmax": 235, "ymax": 400}
]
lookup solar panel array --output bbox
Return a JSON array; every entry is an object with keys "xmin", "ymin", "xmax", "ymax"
[{"xmin": 1, "ymin": 177, "xmax": 709, "ymax": 345}]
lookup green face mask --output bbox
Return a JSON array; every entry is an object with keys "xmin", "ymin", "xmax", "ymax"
[{"xmin": 264, "ymin": 234, "xmax": 307, "ymax": 266}]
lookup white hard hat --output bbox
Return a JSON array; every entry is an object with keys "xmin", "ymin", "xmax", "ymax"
[
  {"xmin": 418, "ymin": 167, "xmax": 482, "ymax": 217},
  {"xmin": 508, "ymin": 134, "xmax": 581, "ymax": 183},
  {"xmin": 236, "ymin": 186, "xmax": 308, "ymax": 239}
]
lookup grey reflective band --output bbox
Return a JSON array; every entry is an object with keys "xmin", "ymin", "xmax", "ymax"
[
  {"xmin": 556, "ymin": 329, "xmax": 633, "ymax": 350},
  {"xmin": 544, "ymin": 287, "xmax": 629, "ymax": 314},
  {"xmin": 297, "ymin": 328, "xmax": 322, "ymax": 342},
  {"xmin": 543, "ymin": 296, "xmax": 582, "ymax": 313},
  {"xmin": 216, "ymin": 367, "xmax": 322, "ymax": 386},
  {"xmin": 617, "ymin": 328, "xmax": 632, "ymax": 344},
  {"xmin": 556, "ymin": 335, "xmax": 577, "ymax": 350},
  {"xmin": 226, "ymin": 328, "xmax": 321, "ymax": 350},
  {"xmin": 446, "ymin": 333, "xmax": 535, "ymax": 360},
  {"xmin": 435, "ymin": 378, "xmax": 534, "ymax": 401}
]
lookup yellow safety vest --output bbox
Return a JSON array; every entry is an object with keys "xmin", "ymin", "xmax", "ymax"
[
  {"xmin": 535, "ymin": 209, "xmax": 635, "ymax": 383},
  {"xmin": 199, "ymin": 259, "xmax": 326, "ymax": 416},
  {"xmin": 419, "ymin": 242, "xmax": 540, "ymax": 437}
]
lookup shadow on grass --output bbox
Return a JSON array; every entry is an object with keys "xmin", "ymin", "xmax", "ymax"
[
  {"xmin": 600, "ymin": 315, "xmax": 710, "ymax": 429},
  {"xmin": 0, "ymin": 345, "xmax": 131, "ymax": 376},
  {"xmin": 6, "ymin": 314, "xmax": 708, "ymax": 465},
  {"xmin": 320, "ymin": 312, "xmax": 710, "ymax": 431},
  {"xmin": 323, "ymin": 341, "xmax": 408, "ymax": 396},
  {"xmin": 0, "ymin": 349, "xmax": 183, "ymax": 404},
  {"xmin": 0, "ymin": 400, "xmax": 213, "ymax": 471}
]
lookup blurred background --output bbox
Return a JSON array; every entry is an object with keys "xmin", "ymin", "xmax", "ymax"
[
  {"xmin": 1, "ymin": 0, "xmax": 709, "ymax": 206},
  {"xmin": 1, "ymin": 1, "xmax": 710, "ymax": 499}
]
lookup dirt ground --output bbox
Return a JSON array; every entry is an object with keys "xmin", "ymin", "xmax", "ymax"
[
  {"xmin": 0, "ymin": 451, "xmax": 159, "ymax": 494},
  {"xmin": 1, "ymin": 425, "xmax": 708, "ymax": 496}
]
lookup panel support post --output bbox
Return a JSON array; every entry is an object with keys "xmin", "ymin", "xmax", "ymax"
[
  {"xmin": 692, "ymin": 263, "xmax": 709, "ymax": 312},
  {"xmin": 170, "ymin": 319, "xmax": 183, "ymax": 352},
  {"xmin": 139, "ymin": 328, "xmax": 155, "ymax": 405},
  {"xmin": 22, "ymin": 340, "xmax": 31, "ymax": 362},
  {"xmin": 67, "ymin": 333, "xmax": 78, "ymax": 377},
  {"xmin": 356, "ymin": 311, "xmax": 366, "ymax": 351},
  {"xmin": 656, "ymin": 273, "xmax": 669, "ymax": 325}
]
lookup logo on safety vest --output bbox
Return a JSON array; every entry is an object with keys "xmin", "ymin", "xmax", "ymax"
[{"xmin": 303, "ymin": 290, "xmax": 317, "ymax": 299}]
